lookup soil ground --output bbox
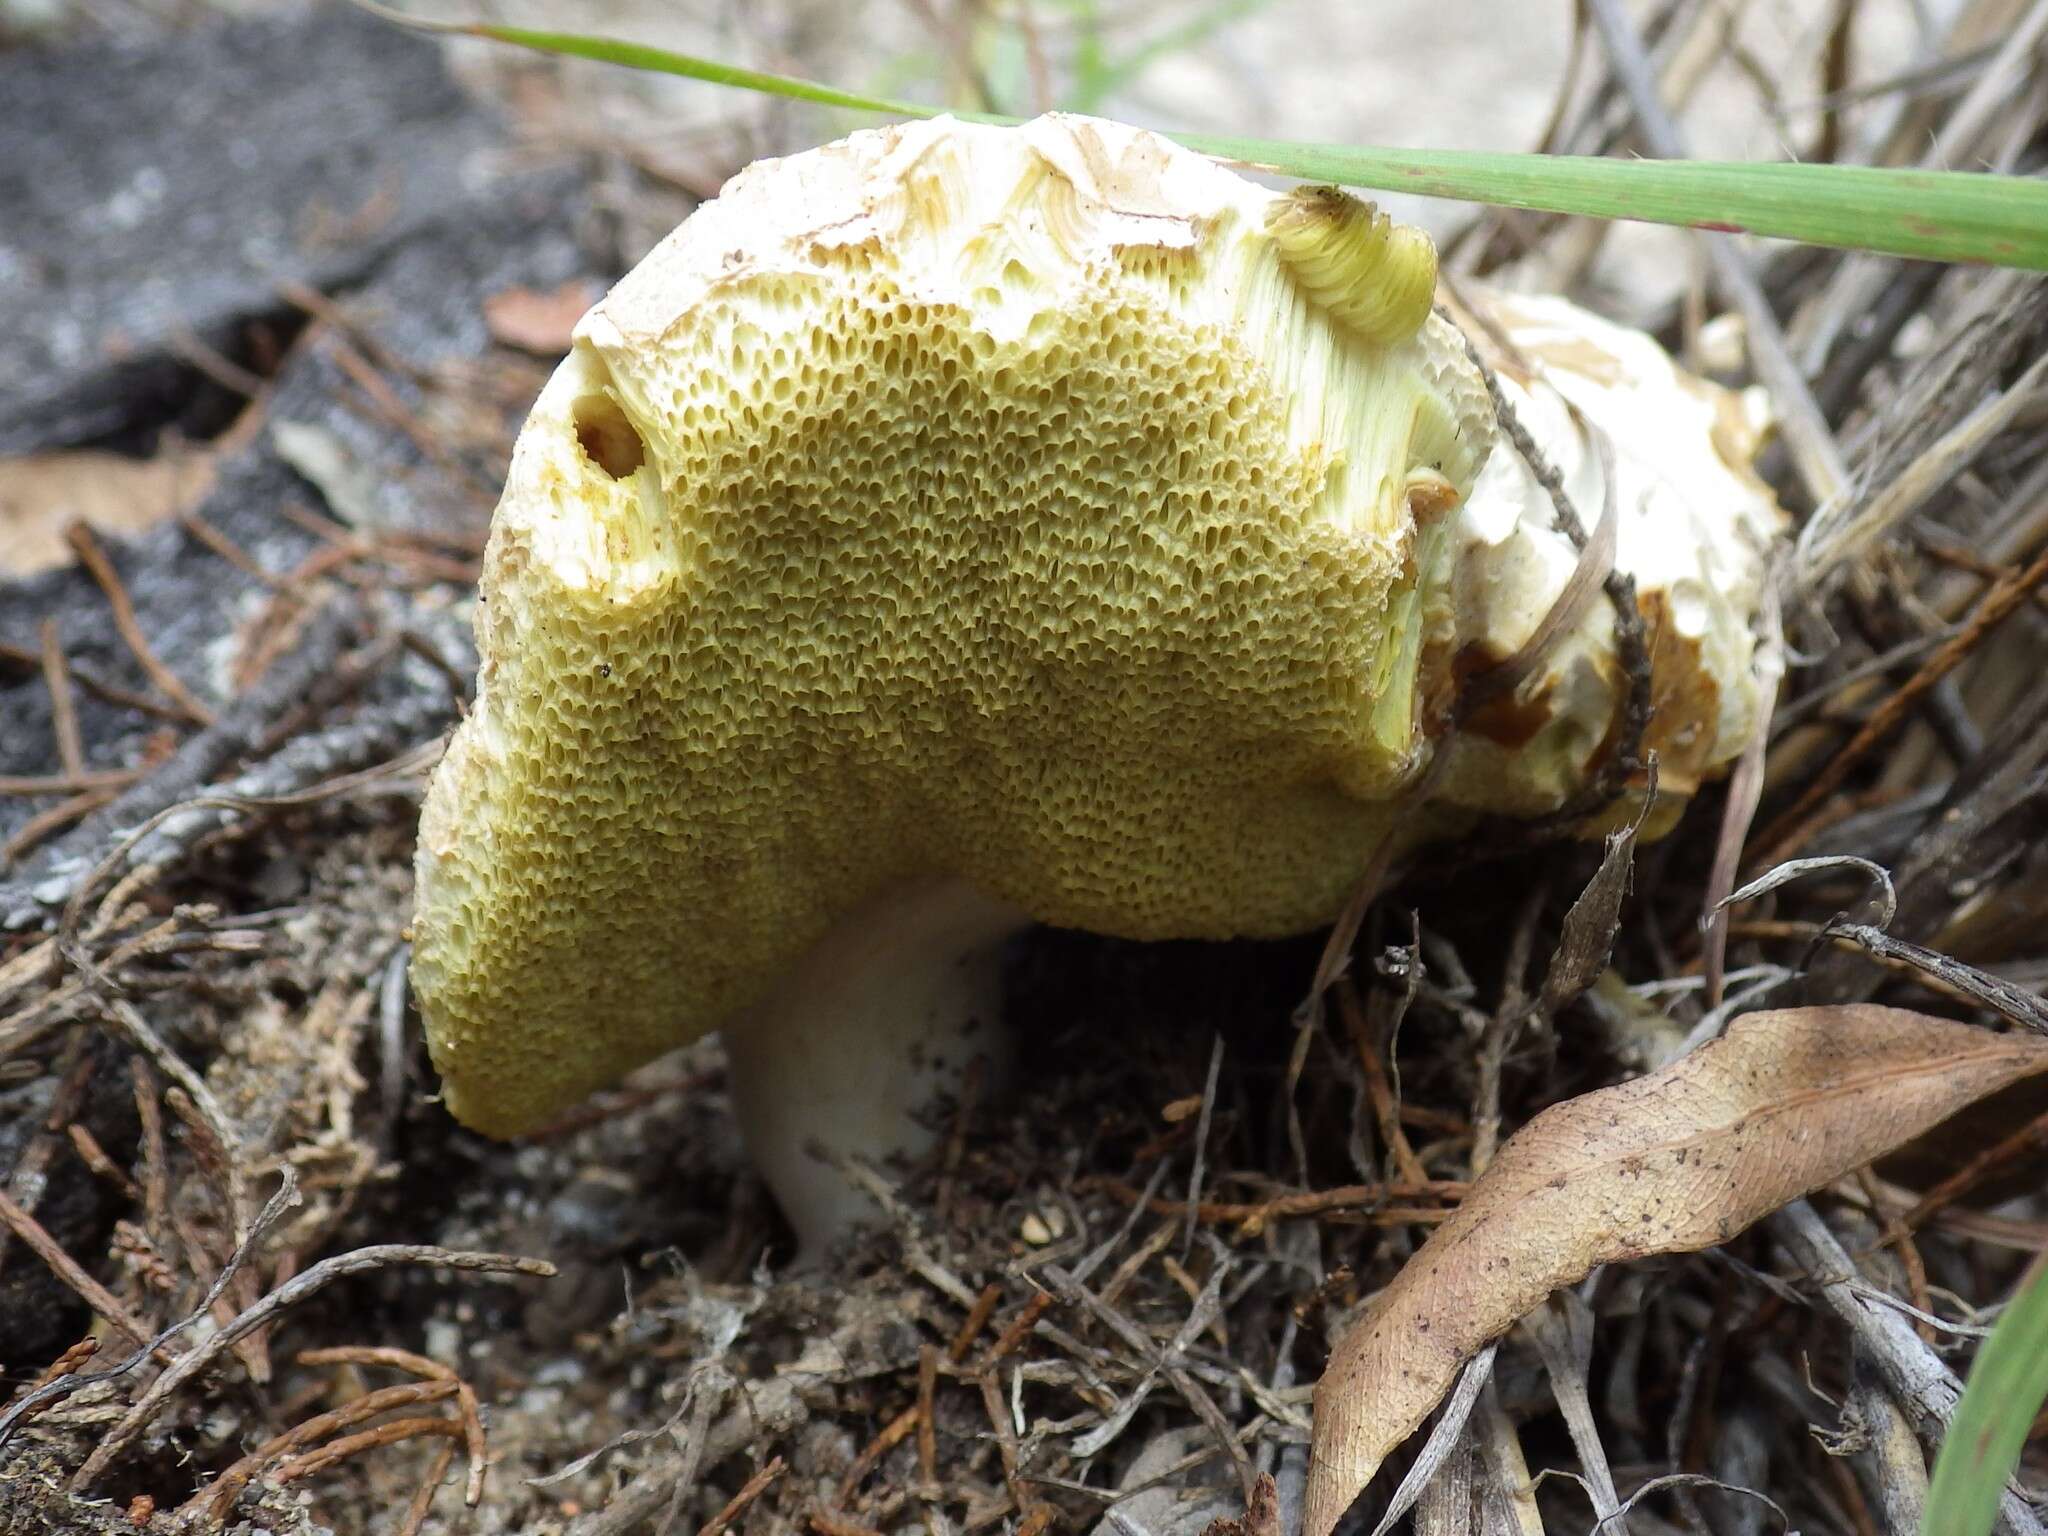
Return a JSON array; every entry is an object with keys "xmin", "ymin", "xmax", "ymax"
[{"xmin": 2, "ymin": 4, "xmax": 2044, "ymax": 1535}]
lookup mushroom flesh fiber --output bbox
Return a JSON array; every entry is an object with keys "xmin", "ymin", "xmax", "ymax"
[{"xmin": 411, "ymin": 114, "xmax": 1780, "ymax": 1252}]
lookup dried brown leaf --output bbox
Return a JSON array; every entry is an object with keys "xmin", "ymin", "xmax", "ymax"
[
  {"xmin": 1303, "ymin": 1005, "xmax": 2048, "ymax": 1536},
  {"xmin": 1536, "ymin": 794, "xmax": 1646, "ymax": 1017},
  {"xmin": 0, "ymin": 450, "xmax": 216, "ymax": 576},
  {"xmin": 481, "ymin": 280, "xmax": 603, "ymax": 355}
]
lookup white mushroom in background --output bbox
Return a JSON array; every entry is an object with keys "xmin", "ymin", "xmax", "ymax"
[{"xmin": 410, "ymin": 114, "xmax": 1780, "ymax": 1254}]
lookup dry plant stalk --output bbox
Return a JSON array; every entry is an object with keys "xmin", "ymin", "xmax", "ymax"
[
  {"xmin": 1303, "ymin": 1005, "xmax": 2048, "ymax": 1536},
  {"xmin": 189, "ymin": 1380, "xmax": 459, "ymax": 1520},
  {"xmin": 68, "ymin": 1243, "xmax": 554, "ymax": 1490},
  {"xmin": 181, "ymin": 1344, "xmax": 492, "ymax": 1522}
]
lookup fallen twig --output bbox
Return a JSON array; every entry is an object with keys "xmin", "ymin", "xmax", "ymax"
[
  {"xmin": 0, "ymin": 1187, "xmax": 157, "ymax": 1352},
  {"xmin": 0, "ymin": 642, "xmax": 193, "ymax": 725},
  {"xmin": 1756, "ymin": 527, "xmax": 2048, "ymax": 862},
  {"xmin": 69, "ymin": 1240, "xmax": 553, "ymax": 1489},
  {"xmin": 298, "ymin": 1345, "xmax": 489, "ymax": 1504},
  {"xmin": 38, "ymin": 619, "xmax": 85, "ymax": 779},
  {"xmin": 1770, "ymin": 1200, "xmax": 2043, "ymax": 1536},
  {"xmin": 1818, "ymin": 924, "xmax": 2048, "ymax": 1036},
  {"xmin": 1890, "ymin": 1102, "xmax": 2048, "ymax": 1238},
  {"xmin": 79, "ymin": 986, "xmax": 251, "ymax": 1252},
  {"xmin": 186, "ymin": 1377, "xmax": 459, "ymax": 1520},
  {"xmin": 274, "ymin": 1415, "xmax": 466, "ymax": 1485},
  {"xmin": 811, "ymin": 1513, "xmax": 888, "ymax": 1536},
  {"xmin": 565, "ymin": 1375, "xmax": 812, "ymax": 1536},
  {"xmin": 0, "ymin": 788, "xmax": 120, "ymax": 867},
  {"xmin": 0, "ymin": 597, "xmax": 363, "ymax": 925},
  {"xmin": 0, "ymin": 1171, "xmax": 301, "ymax": 1447},
  {"xmin": 837, "ymin": 1280, "xmax": 1001, "ymax": 1502},
  {"xmin": 400, "ymin": 1440, "xmax": 459, "ymax": 1536},
  {"xmin": 64, "ymin": 521, "xmax": 216, "ymax": 726},
  {"xmin": 698, "ymin": 1455, "xmax": 786, "ymax": 1536},
  {"xmin": 0, "ymin": 770, "xmax": 140, "ymax": 798},
  {"xmin": 1083, "ymin": 1175, "xmax": 1464, "ymax": 1233}
]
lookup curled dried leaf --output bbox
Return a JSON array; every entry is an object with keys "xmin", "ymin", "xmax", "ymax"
[{"xmin": 1303, "ymin": 1005, "xmax": 2048, "ymax": 1536}]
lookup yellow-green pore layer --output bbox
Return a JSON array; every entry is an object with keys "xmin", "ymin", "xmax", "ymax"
[{"xmin": 413, "ymin": 115, "xmax": 1497, "ymax": 1136}]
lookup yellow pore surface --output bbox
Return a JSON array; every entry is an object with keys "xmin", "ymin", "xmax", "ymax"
[{"xmin": 413, "ymin": 116, "xmax": 1494, "ymax": 1136}]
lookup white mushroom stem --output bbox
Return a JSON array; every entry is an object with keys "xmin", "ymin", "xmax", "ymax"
[{"xmin": 720, "ymin": 878, "xmax": 1030, "ymax": 1258}]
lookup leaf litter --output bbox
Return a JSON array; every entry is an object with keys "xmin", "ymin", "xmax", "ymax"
[
  {"xmin": 5, "ymin": 4, "xmax": 2048, "ymax": 1535},
  {"xmin": 1305, "ymin": 1006, "xmax": 2048, "ymax": 1535}
]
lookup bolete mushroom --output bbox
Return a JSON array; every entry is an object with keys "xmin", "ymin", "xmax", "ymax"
[{"xmin": 411, "ymin": 114, "xmax": 1778, "ymax": 1252}]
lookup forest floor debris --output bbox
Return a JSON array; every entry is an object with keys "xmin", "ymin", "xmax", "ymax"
[{"xmin": 4, "ymin": 3, "xmax": 2047, "ymax": 1535}]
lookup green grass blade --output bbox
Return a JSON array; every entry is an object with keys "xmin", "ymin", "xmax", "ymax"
[
  {"xmin": 451, "ymin": 18, "xmax": 2048, "ymax": 272},
  {"xmin": 463, "ymin": 21, "xmax": 1000, "ymax": 122},
  {"xmin": 1177, "ymin": 134, "xmax": 2048, "ymax": 270},
  {"xmin": 1922, "ymin": 1254, "xmax": 2048, "ymax": 1536}
]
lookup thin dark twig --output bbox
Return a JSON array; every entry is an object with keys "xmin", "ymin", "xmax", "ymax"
[
  {"xmin": 51, "ymin": 740, "xmax": 440, "ymax": 966},
  {"xmin": 697, "ymin": 1455, "xmax": 787, "ymax": 1536},
  {"xmin": 1817, "ymin": 924, "xmax": 2048, "ymax": 1036},
  {"xmin": 0, "ymin": 770, "xmax": 138, "ymax": 797},
  {"xmin": 273, "ymin": 1416, "xmax": 465, "ymax": 1484},
  {"xmin": 0, "ymin": 642, "xmax": 193, "ymax": 724},
  {"xmin": 0, "ymin": 789, "xmax": 119, "ymax": 868},
  {"xmin": 0, "ymin": 1188, "xmax": 157, "ymax": 1351},
  {"xmin": 1183, "ymin": 1032, "xmax": 1225, "ymax": 1261},
  {"xmin": 1755, "ymin": 534, "xmax": 2048, "ymax": 862},
  {"xmin": 400, "ymin": 1440, "xmax": 458, "ymax": 1536},
  {"xmin": 69, "ymin": 1238, "xmax": 553, "ymax": 1489},
  {"xmin": 187, "ymin": 1379, "xmax": 460, "ymax": 1520},
  {"xmin": 1450, "ymin": 321, "xmax": 1653, "ymax": 827},
  {"xmin": 1890, "ymin": 1103, "xmax": 2048, "ymax": 1237},
  {"xmin": 50, "ymin": 924, "xmax": 252, "ymax": 1249},
  {"xmin": 0, "ymin": 1037, "xmax": 93, "ymax": 1279},
  {"xmin": 0, "ymin": 1172, "xmax": 302, "ymax": 1448},
  {"xmin": 0, "ymin": 598, "xmax": 365, "ymax": 925},
  {"xmin": 295, "ymin": 1345, "xmax": 490, "ymax": 1504},
  {"xmin": 64, "ymin": 521, "xmax": 217, "ymax": 727},
  {"xmin": 39, "ymin": 620, "xmax": 85, "ymax": 778}
]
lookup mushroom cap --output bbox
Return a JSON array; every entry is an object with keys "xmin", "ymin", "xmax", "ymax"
[
  {"xmin": 412, "ymin": 114, "xmax": 1503, "ymax": 1137},
  {"xmin": 410, "ymin": 114, "xmax": 1778, "ymax": 1140}
]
